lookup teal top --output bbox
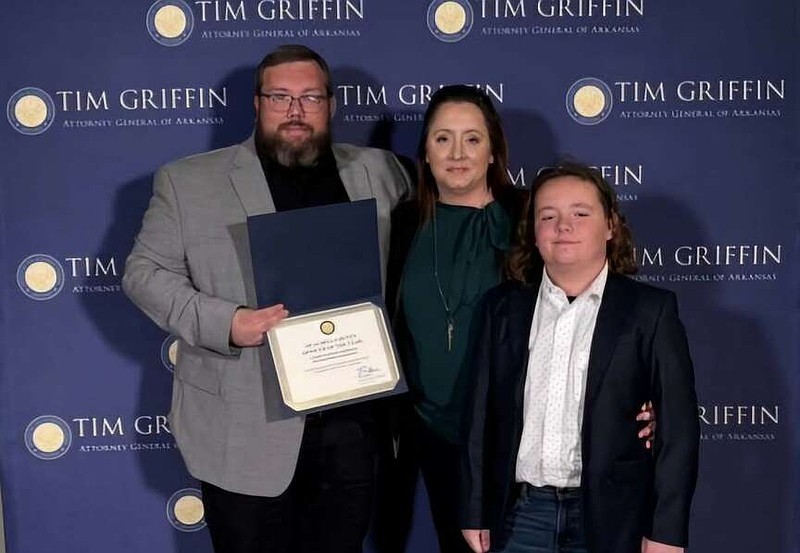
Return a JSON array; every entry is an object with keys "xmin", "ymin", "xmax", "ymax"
[{"xmin": 401, "ymin": 201, "xmax": 512, "ymax": 443}]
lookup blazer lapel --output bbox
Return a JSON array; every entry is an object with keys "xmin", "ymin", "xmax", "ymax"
[
  {"xmin": 506, "ymin": 279, "xmax": 540, "ymax": 417},
  {"xmin": 334, "ymin": 146, "xmax": 373, "ymax": 202},
  {"xmin": 226, "ymin": 137, "xmax": 274, "ymax": 307},
  {"xmin": 495, "ymin": 280, "xmax": 539, "ymax": 478},
  {"xmin": 229, "ymin": 137, "xmax": 275, "ymax": 216},
  {"xmin": 584, "ymin": 274, "xmax": 635, "ymax": 409}
]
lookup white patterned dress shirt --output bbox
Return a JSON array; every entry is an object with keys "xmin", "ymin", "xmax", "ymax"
[{"xmin": 515, "ymin": 264, "xmax": 608, "ymax": 488}]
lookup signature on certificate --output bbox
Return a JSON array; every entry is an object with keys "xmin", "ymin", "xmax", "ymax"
[{"xmin": 356, "ymin": 365, "xmax": 381, "ymax": 379}]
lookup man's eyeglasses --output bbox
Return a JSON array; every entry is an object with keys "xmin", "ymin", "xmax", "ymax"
[{"xmin": 257, "ymin": 92, "xmax": 329, "ymax": 113}]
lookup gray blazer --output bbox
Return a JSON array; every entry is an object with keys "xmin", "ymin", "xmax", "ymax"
[{"xmin": 122, "ymin": 136, "xmax": 411, "ymax": 496}]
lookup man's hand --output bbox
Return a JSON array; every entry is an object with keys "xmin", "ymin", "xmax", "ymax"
[
  {"xmin": 636, "ymin": 401, "xmax": 656, "ymax": 449},
  {"xmin": 641, "ymin": 537, "xmax": 683, "ymax": 553},
  {"xmin": 462, "ymin": 529, "xmax": 490, "ymax": 553},
  {"xmin": 230, "ymin": 305, "xmax": 289, "ymax": 347}
]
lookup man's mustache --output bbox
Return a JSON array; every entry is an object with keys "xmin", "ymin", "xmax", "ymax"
[{"xmin": 278, "ymin": 122, "xmax": 313, "ymax": 132}]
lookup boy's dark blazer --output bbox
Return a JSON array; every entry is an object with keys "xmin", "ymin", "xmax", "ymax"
[{"xmin": 461, "ymin": 272, "xmax": 700, "ymax": 553}]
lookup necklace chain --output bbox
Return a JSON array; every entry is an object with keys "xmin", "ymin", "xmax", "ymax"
[{"xmin": 432, "ymin": 208, "xmax": 455, "ymax": 351}]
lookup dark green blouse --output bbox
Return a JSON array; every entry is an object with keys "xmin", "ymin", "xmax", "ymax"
[{"xmin": 400, "ymin": 201, "xmax": 512, "ymax": 443}]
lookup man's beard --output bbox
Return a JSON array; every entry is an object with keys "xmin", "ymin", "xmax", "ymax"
[{"xmin": 256, "ymin": 122, "xmax": 331, "ymax": 168}]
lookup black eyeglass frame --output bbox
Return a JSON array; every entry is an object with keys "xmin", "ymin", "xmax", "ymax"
[{"xmin": 256, "ymin": 92, "xmax": 331, "ymax": 113}]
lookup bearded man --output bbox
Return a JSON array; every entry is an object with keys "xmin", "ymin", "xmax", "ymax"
[{"xmin": 122, "ymin": 44, "xmax": 411, "ymax": 553}]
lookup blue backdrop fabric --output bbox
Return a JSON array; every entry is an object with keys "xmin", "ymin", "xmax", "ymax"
[{"xmin": 1, "ymin": 1, "xmax": 797, "ymax": 552}]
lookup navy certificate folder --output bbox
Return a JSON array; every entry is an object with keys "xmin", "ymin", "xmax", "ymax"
[
  {"xmin": 246, "ymin": 199, "xmax": 406, "ymax": 414},
  {"xmin": 246, "ymin": 198, "xmax": 383, "ymax": 312}
]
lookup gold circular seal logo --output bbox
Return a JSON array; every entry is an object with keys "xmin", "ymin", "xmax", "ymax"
[
  {"xmin": 154, "ymin": 5, "xmax": 187, "ymax": 38},
  {"xmin": 161, "ymin": 335, "xmax": 180, "ymax": 371},
  {"xmin": 24, "ymin": 261, "xmax": 58, "ymax": 293},
  {"xmin": 166, "ymin": 488, "xmax": 205, "ymax": 531},
  {"xmin": 573, "ymin": 85, "xmax": 606, "ymax": 118},
  {"xmin": 8, "ymin": 88, "xmax": 56, "ymax": 135},
  {"xmin": 173, "ymin": 495, "xmax": 204, "ymax": 525},
  {"xmin": 32, "ymin": 422, "xmax": 66, "ymax": 453},
  {"xmin": 168, "ymin": 340, "xmax": 179, "ymax": 365},
  {"xmin": 14, "ymin": 95, "xmax": 48, "ymax": 128},
  {"xmin": 25, "ymin": 415, "xmax": 72, "ymax": 459},
  {"xmin": 320, "ymin": 321, "xmax": 335, "ymax": 335},
  {"xmin": 435, "ymin": 1, "xmax": 467, "ymax": 35}
]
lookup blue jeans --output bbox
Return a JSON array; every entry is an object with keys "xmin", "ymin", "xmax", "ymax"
[{"xmin": 493, "ymin": 485, "xmax": 588, "ymax": 553}]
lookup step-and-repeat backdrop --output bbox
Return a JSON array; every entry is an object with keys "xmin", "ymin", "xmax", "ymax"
[{"xmin": 1, "ymin": 1, "xmax": 797, "ymax": 552}]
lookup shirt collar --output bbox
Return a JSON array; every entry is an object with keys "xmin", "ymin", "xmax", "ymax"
[{"xmin": 540, "ymin": 262, "xmax": 609, "ymax": 305}]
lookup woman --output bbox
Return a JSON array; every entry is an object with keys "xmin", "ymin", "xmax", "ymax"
[
  {"xmin": 460, "ymin": 163, "xmax": 699, "ymax": 553},
  {"xmin": 380, "ymin": 88, "xmax": 655, "ymax": 553},
  {"xmin": 384, "ymin": 84, "xmax": 522, "ymax": 553}
]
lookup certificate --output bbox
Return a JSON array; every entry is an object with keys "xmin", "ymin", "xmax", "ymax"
[
  {"xmin": 267, "ymin": 302, "xmax": 401, "ymax": 412},
  {"xmin": 247, "ymin": 200, "xmax": 407, "ymax": 415}
]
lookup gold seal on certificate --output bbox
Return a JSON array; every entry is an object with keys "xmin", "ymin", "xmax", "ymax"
[{"xmin": 267, "ymin": 302, "xmax": 401, "ymax": 412}]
